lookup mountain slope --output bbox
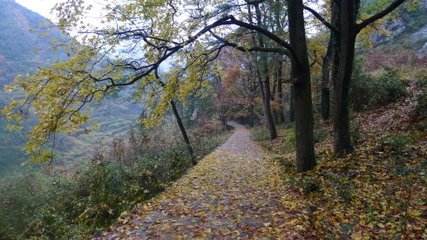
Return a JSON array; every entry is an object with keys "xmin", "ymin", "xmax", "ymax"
[
  {"xmin": 0, "ymin": 0, "xmax": 67, "ymax": 175},
  {"xmin": 0, "ymin": 0, "xmax": 142, "ymax": 178},
  {"xmin": 0, "ymin": 0, "xmax": 66, "ymax": 87}
]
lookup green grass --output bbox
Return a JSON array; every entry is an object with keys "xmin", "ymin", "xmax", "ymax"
[{"xmin": 250, "ymin": 125, "xmax": 296, "ymax": 155}]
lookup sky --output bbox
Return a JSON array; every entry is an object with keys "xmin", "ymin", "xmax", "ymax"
[{"xmin": 15, "ymin": 0, "xmax": 59, "ymax": 19}]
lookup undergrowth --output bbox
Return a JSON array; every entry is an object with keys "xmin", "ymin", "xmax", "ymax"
[
  {"xmin": 250, "ymin": 126, "xmax": 296, "ymax": 154},
  {"xmin": 252, "ymin": 92, "xmax": 426, "ymax": 239},
  {"xmin": 277, "ymin": 130, "xmax": 426, "ymax": 238},
  {"xmin": 0, "ymin": 122, "xmax": 232, "ymax": 239}
]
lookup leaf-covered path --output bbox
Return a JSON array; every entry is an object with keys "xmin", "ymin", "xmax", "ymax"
[{"xmin": 96, "ymin": 123, "xmax": 312, "ymax": 239}]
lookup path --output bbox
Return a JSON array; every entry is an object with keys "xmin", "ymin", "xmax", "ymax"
[{"xmin": 96, "ymin": 123, "xmax": 310, "ymax": 239}]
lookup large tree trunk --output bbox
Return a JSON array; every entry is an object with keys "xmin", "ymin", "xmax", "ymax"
[
  {"xmin": 170, "ymin": 100, "xmax": 196, "ymax": 165},
  {"xmin": 287, "ymin": 0, "xmax": 316, "ymax": 172},
  {"xmin": 333, "ymin": 1, "xmax": 357, "ymax": 155}
]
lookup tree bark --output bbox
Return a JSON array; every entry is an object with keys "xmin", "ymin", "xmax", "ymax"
[
  {"xmin": 276, "ymin": 60, "xmax": 285, "ymax": 123},
  {"xmin": 289, "ymin": 84, "xmax": 295, "ymax": 123},
  {"xmin": 170, "ymin": 100, "xmax": 196, "ymax": 165},
  {"xmin": 287, "ymin": 0, "xmax": 316, "ymax": 172},
  {"xmin": 255, "ymin": 4, "xmax": 277, "ymax": 140},
  {"xmin": 262, "ymin": 71, "xmax": 278, "ymax": 139},
  {"xmin": 321, "ymin": 36, "xmax": 333, "ymax": 120},
  {"xmin": 249, "ymin": 104, "xmax": 255, "ymax": 127},
  {"xmin": 332, "ymin": 0, "xmax": 406, "ymax": 156},
  {"xmin": 333, "ymin": 1, "xmax": 357, "ymax": 155}
]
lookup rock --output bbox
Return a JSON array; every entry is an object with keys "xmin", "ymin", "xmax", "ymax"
[
  {"xmin": 410, "ymin": 25, "xmax": 427, "ymax": 41},
  {"xmin": 416, "ymin": 42, "xmax": 427, "ymax": 60},
  {"xmin": 190, "ymin": 108, "xmax": 199, "ymax": 121},
  {"xmin": 372, "ymin": 19, "xmax": 406, "ymax": 44}
]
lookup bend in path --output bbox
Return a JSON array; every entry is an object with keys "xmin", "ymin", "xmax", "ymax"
[{"xmin": 97, "ymin": 122, "xmax": 312, "ymax": 239}]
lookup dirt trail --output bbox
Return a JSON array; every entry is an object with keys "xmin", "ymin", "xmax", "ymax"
[{"xmin": 96, "ymin": 123, "xmax": 310, "ymax": 239}]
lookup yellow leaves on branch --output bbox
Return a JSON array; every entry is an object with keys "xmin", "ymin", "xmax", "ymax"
[
  {"xmin": 140, "ymin": 41, "xmax": 216, "ymax": 127},
  {"xmin": 3, "ymin": 47, "xmax": 101, "ymax": 162}
]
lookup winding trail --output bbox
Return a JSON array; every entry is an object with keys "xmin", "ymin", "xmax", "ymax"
[{"xmin": 97, "ymin": 123, "xmax": 310, "ymax": 239}]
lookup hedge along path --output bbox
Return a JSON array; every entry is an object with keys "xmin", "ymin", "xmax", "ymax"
[{"xmin": 96, "ymin": 123, "xmax": 314, "ymax": 239}]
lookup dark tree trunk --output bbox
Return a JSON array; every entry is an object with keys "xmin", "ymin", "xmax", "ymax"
[
  {"xmin": 321, "ymin": 87, "xmax": 330, "ymax": 120},
  {"xmin": 256, "ymin": 67, "xmax": 277, "ymax": 139},
  {"xmin": 271, "ymin": 75, "xmax": 277, "ymax": 102},
  {"xmin": 332, "ymin": 0, "xmax": 405, "ymax": 156},
  {"xmin": 263, "ymin": 72, "xmax": 278, "ymax": 139},
  {"xmin": 287, "ymin": 0, "xmax": 316, "ymax": 172},
  {"xmin": 321, "ymin": 36, "xmax": 333, "ymax": 120},
  {"xmin": 333, "ymin": 1, "xmax": 357, "ymax": 155},
  {"xmin": 331, "ymin": 1, "xmax": 341, "ymax": 89},
  {"xmin": 276, "ymin": 60, "xmax": 285, "ymax": 123},
  {"xmin": 170, "ymin": 100, "xmax": 196, "ymax": 165},
  {"xmin": 321, "ymin": 0, "xmax": 339, "ymax": 121},
  {"xmin": 289, "ymin": 85, "xmax": 295, "ymax": 122},
  {"xmin": 249, "ymin": 104, "xmax": 256, "ymax": 127},
  {"xmin": 255, "ymin": 4, "xmax": 277, "ymax": 140}
]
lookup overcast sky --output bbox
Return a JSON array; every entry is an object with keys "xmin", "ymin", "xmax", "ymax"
[{"xmin": 15, "ymin": 0, "xmax": 59, "ymax": 19}]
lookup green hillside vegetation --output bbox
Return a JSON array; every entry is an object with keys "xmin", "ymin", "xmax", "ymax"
[{"xmin": 0, "ymin": 0, "xmax": 67, "ymax": 175}]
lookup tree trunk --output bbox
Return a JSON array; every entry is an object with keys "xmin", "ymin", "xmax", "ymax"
[
  {"xmin": 331, "ymin": 0, "xmax": 341, "ymax": 88},
  {"xmin": 333, "ymin": 1, "xmax": 357, "ymax": 155},
  {"xmin": 263, "ymin": 72, "xmax": 278, "ymax": 139},
  {"xmin": 249, "ymin": 104, "xmax": 255, "ymax": 127},
  {"xmin": 276, "ymin": 60, "xmax": 285, "ymax": 123},
  {"xmin": 170, "ymin": 100, "xmax": 196, "ymax": 165},
  {"xmin": 321, "ymin": 36, "xmax": 333, "ymax": 120},
  {"xmin": 289, "ymin": 85, "xmax": 295, "ymax": 123},
  {"xmin": 321, "ymin": 0, "xmax": 339, "ymax": 121},
  {"xmin": 287, "ymin": 0, "xmax": 316, "ymax": 172},
  {"xmin": 255, "ymin": 4, "xmax": 277, "ymax": 140},
  {"xmin": 321, "ymin": 86, "xmax": 330, "ymax": 120}
]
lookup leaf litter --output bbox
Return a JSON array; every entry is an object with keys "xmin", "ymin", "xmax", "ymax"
[{"xmin": 95, "ymin": 123, "xmax": 315, "ymax": 239}]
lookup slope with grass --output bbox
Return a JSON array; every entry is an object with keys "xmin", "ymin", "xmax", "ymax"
[{"xmin": 253, "ymin": 78, "xmax": 426, "ymax": 238}]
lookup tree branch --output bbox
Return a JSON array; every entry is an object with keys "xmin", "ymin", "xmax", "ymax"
[
  {"xmin": 224, "ymin": 16, "xmax": 296, "ymax": 59},
  {"xmin": 303, "ymin": 5, "xmax": 338, "ymax": 33},
  {"xmin": 209, "ymin": 31, "xmax": 290, "ymax": 55},
  {"xmin": 356, "ymin": 0, "xmax": 407, "ymax": 33}
]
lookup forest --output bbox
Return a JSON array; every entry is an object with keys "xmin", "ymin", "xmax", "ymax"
[{"xmin": 0, "ymin": 0, "xmax": 426, "ymax": 239}]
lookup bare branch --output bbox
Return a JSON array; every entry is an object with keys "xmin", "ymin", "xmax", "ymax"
[{"xmin": 303, "ymin": 5, "xmax": 338, "ymax": 33}]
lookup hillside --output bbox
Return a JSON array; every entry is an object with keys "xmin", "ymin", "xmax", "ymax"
[
  {"xmin": 0, "ymin": 0, "xmax": 142, "ymax": 178},
  {"xmin": 0, "ymin": 0, "xmax": 66, "ymax": 87},
  {"xmin": 0, "ymin": 0, "xmax": 67, "ymax": 175}
]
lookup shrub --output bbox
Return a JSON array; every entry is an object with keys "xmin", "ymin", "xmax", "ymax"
[
  {"xmin": 313, "ymin": 129, "xmax": 328, "ymax": 143},
  {"xmin": 382, "ymin": 134, "xmax": 413, "ymax": 151},
  {"xmin": 250, "ymin": 126, "xmax": 270, "ymax": 142},
  {"xmin": 351, "ymin": 66, "xmax": 407, "ymax": 111},
  {"xmin": 0, "ymin": 122, "xmax": 231, "ymax": 239},
  {"xmin": 414, "ymin": 79, "xmax": 427, "ymax": 126}
]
